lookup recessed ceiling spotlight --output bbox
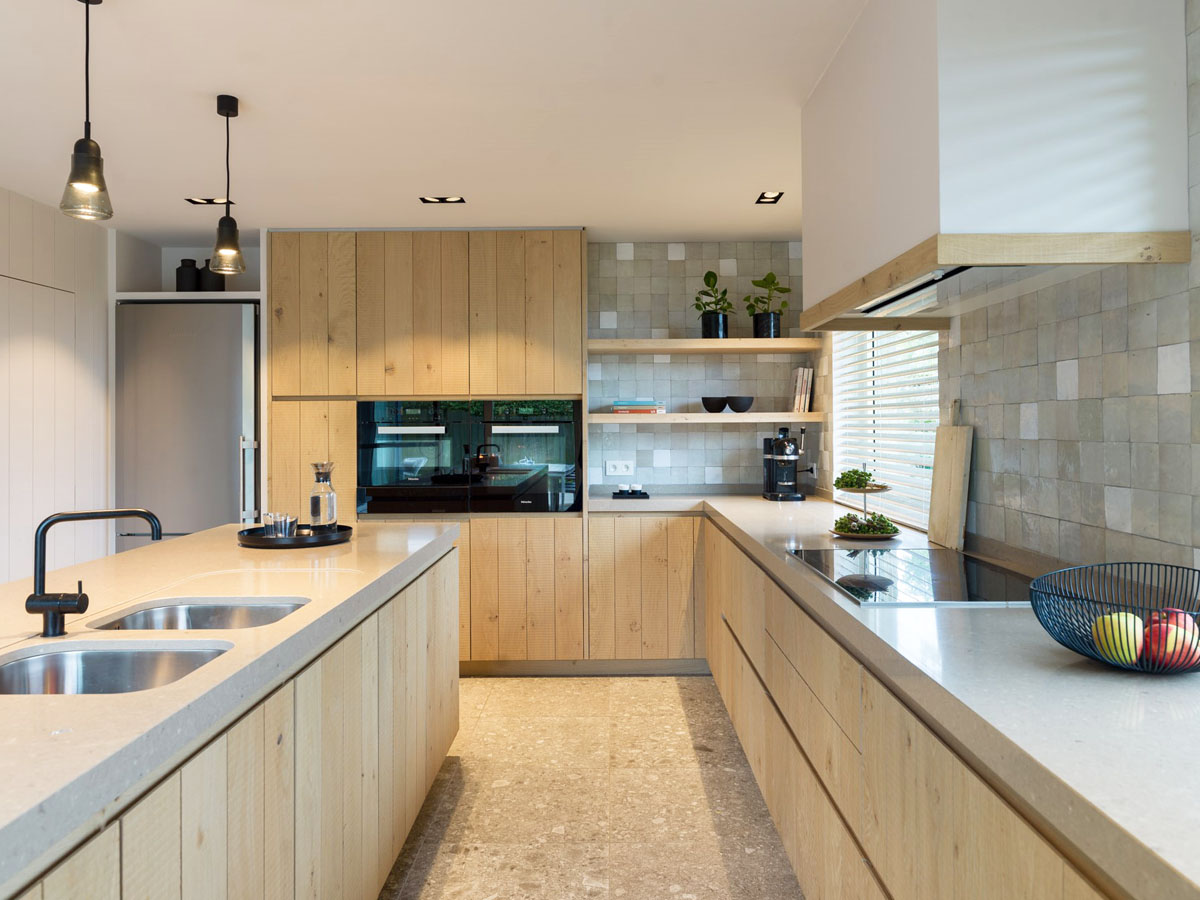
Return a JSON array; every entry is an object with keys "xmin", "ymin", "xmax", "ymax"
[
  {"xmin": 185, "ymin": 197, "xmax": 234, "ymax": 205},
  {"xmin": 419, "ymin": 196, "xmax": 466, "ymax": 204},
  {"xmin": 756, "ymin": 191, "xmax": 784, "ymax": 204}
]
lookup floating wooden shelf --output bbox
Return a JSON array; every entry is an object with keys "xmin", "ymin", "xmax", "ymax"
[
  {"xmin": 587, "ymin": 338, "xmax": 823, "ymax": 355},
  {"xmin": 588, "ymin": 412, "xmax": 827, "ymax": 424},
  {"xmin": 113, "ymin": 290, "xmax": 263, "ymax": 301}
]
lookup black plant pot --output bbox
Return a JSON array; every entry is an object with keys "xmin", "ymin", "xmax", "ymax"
[
  {"xmin": 700, "ymin": 312, "xmax": 728, "ymax": 339},
  {"xmin": 753, "ymin": 311, "xmax": 781, "ymax": 338}
]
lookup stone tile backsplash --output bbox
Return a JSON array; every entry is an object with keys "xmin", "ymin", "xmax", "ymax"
[
  {"xmin": 942, "ymin": 262, "xmax": 1200, "ymax": 567},
  {"xmin": 586, "ymin": 241, "xmax": 830, "ymax": 491}
]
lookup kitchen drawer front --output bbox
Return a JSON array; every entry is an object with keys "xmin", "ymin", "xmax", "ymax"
[
  {"xmin": 762, "ymin": 687, "xmax": 885, "ymax": 900},
  {"xmin": 861, "ymin": 672, "xmax": 1067, "ymax": 900},
  {"xmin": 763, "ymin": 632, "xmax": 862, "ymax": 836},
  {"xmin": 704, "ymin": 522, "xmax": 765, "ymax": 672},
  {"xmin": 764, "ymin": 583, "xmax": 861, "ymax": 748}
]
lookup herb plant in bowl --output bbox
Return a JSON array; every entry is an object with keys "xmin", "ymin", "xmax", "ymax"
[
  {"xmin": 834, "ymin": 468, "xmax": 886, "ymax": 491},
  {"xmin": 832, "ymin": 511, "xmax": 900, "ymax": 538},
  {"xmin": 743, "ymin": 272, "xmax": 791, "ymax": 338},
  {"xmin": 694, "ymin": 270, "xmax": 732, "ymax": 338}
]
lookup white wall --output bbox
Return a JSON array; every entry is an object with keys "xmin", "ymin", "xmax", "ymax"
[
  {"xmin": 938, "ymin": 0, "xmax": 1188, "ymax": 233},
  {"xmin": 0, "ymin": 188, "xmax": 109, "ymax": 584},
  {"xmin": 800, "ymin": 0, "xmax": 940, "ymax": 308}
]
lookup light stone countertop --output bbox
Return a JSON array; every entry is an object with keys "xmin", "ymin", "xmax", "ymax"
[
  {"xmin": 701, "ymin": 495, "xmax": 1199, "ymax": 900},
  {"xmin": 0, "ymin": 521, "xmax": 458, "ymax": 898}
]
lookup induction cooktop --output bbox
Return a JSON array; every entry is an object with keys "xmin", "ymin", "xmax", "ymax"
[{"xmin": 789, "ymin": 547, "xmax": 1031, "ymax": 607}]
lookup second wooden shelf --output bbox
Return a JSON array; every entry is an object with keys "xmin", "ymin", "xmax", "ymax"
[
  {"xmin": 588, "ymin": 338, "xmax": 823, "ymax": 355},
  {"xmin": 588, "ymin": 412, "xmax": 827, "ymax": 424}
]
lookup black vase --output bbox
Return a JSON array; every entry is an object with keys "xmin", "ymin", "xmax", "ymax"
[
  {"xmin": 753, "ymin": 311, "xmax": 781, "ymax": 338},
  {"xmin": 199, "ymin": 259, "xmax": 226, "ymax": 292},
  {"xmin": 700, "ymin": 312, "xmax": 728, "ymax": 339},
  {"xmin": 176, "ymin": 258, "xmax": 200, "ymax": 292}
]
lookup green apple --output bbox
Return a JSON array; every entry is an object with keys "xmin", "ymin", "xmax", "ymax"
[{"xmin": 1091, "ymin": 612, "xmax": 1144, "ymax": 665}]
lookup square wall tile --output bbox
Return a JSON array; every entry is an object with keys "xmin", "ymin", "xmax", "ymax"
[
  {"xmin": 1158, "ymin": 342, "xmax": 1191, "ymax": 393},
  {"xmin": 616, "ymin": 242, "xmax": 634, "ymax": 260}
]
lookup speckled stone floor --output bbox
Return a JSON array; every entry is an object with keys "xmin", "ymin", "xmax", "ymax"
[{"xmin": 379, "ymin": 676, "xmax": 804, "ymax": 899}]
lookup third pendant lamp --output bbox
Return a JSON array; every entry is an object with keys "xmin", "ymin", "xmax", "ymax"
[{"xmin": 211, "ymin": 94, "xmax": 245, "ymax": 275}]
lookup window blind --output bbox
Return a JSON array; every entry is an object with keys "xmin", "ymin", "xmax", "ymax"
[{"xmin": 832, "ymin": 329, "xmax": 940, "ymax": 529}]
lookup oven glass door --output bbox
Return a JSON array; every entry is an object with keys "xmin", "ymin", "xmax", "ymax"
[
  {"xmin": 357, "ymin": 401, "xmax": 478, "ymax": 513},
  {"xmin": 471, "ymin": 400, "xmax": 581, "ymax": 512}
]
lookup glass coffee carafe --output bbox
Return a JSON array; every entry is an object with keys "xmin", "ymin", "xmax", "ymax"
[{"xmin": 309, "ymin": 461, "xmax": 338, "ymax": 531}]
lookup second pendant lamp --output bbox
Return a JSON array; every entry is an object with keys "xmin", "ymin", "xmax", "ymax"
[{"xmin": 211, "ymin": 94, "xmax": 245, "ymax": 276}]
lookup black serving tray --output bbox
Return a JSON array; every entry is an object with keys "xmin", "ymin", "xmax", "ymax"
[
  {"xmin": 611, "ymin": 490, "xmax": 650, "ymax": 500},
  {"xmin": 237, "ymin": 524, "xmax": 353, "ymax": 549}
]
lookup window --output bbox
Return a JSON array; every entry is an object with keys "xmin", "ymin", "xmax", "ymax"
[{"xmin": 832, "ymin": 329, "xmax": 940, "ymax": 529}]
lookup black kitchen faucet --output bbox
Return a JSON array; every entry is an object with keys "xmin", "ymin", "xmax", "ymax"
[{"xmin": 26, "ymin": 509, "xmax": 163, "ymax": 637}]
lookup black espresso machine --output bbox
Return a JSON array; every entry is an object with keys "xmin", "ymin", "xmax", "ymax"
[{"xmin": 763, "ymin": 427, "xmax": 813, "ymax": 501}]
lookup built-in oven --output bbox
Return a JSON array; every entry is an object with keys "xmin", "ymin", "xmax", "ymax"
[
  {"xmin": 357, "ymin": 399, "xmax": 581, "ymax": 514},
  {"xmin": 471, "ymin": 400, "xmax": 581, "ymax": 512},
  {"xmin": 357, "ymin": 401, "xmax": 477, "ymax": 513}
]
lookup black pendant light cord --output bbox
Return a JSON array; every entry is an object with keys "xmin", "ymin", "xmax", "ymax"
[
  {"xmin": 83, "ymin": 0, "xmax": 91, "ymax": 139},
  {"xmin": 224, "ymin": 114, "xmax": 231, "ymax": 216}
]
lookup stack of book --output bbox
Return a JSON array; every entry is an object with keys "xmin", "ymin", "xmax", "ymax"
[
  {"xmin": 611, "ymin": 398, "xmax": 666, "ymax": 415},
  {"xmin": 791, "ymin": 367, "xmax": 815, "ymax": 413}
]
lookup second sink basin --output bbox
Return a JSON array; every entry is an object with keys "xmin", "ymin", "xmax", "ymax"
[
  {"xmin": 92, "ymin": 598, "xmax": 307, "ymax": 631},
  {"xmin": 0, "ymin": 645, "xmax": 227, "ymax": 695}
]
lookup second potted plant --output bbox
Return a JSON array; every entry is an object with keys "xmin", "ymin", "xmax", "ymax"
[
  {"xmin": 694, "ymin": 270, "xmax": 732, "ymax": 338},
  {"xmin": 744, "ymin": 272, "xmax": 791, "ymax": 338}
]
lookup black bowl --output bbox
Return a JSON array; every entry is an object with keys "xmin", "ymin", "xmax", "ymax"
[
  {"xmin": 701, "ymin": 396, "xmax": 728, "ymax": 413},
  {"xmin": 726, "ymin": 396, "xmax": 754, "ymax": 413}
]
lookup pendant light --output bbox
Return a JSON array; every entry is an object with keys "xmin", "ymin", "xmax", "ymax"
[
  {"xmin": 210, "ymin": 94, "xmax": 246, "ymax": 275},
  {"xmin": 60, "ymin": 0, "xmax": 113, "ymax": 221}
]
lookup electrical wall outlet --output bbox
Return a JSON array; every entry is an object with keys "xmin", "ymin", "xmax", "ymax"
[{"xmin": 605, "ymin": 459, "xmax": 634, "ymax": 476}]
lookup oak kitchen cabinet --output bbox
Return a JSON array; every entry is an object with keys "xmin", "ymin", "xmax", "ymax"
[
  {"xmin": 467, "ymin": 516, "xmax": 584, "ymax": 662},
  {"xmin": 587, "ymin": 515, "xmax": 701, "ymax": 660},
  {"xmin": 269, "ymin": 228, "xmax": 585, "ymax": 401},
  {"xmin": 701, "ymin": 520, "xmax": 1110, "ymax": 900},
  {"xmin": 15, "ymin": 552, "xmax": 458, "ymax": 900}
]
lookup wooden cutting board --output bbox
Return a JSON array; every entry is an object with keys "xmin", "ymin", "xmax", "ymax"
[{"xmin": 927, "ymin": 401, "xmax": 973, "ymax": 551}]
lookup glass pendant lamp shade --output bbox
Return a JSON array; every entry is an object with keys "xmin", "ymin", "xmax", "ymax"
[
  {"xmin": 61, "ymin": 0, "xmax": 113, "ymax": 221},
  {"xmin": 210, "ymin": 214, "xmax": 246, "ymax": 275},
  {"xmin": 60, "ymin": 137, "xmax": 113, "ymax": 220}
]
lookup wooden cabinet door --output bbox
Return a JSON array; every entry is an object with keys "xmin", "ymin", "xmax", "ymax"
[
  {"xmin": 268, "ymin": 400, "xmax": 356, "ymax": 522},
  {"xmin": 41, "ymin": 825, "xmax": 119, "ymax": 900},
  {"xmin": 121, "ymin": 773, "xmax": 182, "ymax": 900},
  {"xmin": 469, "ymin": 517, "xmax": 584, "ymax": 661},
  {"xmin": 270, "ymin": 231, "xmax": 356, "ymax": 398},
  {"xmin": 467, "ymin": 229, "xmax": 583, "ymax": 396},
  {"xmin": 181, "ymin": 737, "xmax": 229, "ymax": 900},
  {"xmin": 587, "ymin": 515, "xmax": 700, "ymax": 660},
  {"xmin": 861, "ymin": 672, "xmax": 1064, "ymax": 900}
]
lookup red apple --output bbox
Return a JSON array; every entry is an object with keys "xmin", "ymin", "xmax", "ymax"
[
  {"xmin": 1143, "ymin": 622, "xmax": 1200, "ymax": 670},
  {"xmin": 1149, "ymin": 608, "xmax": 1198, "ymax": 639}
]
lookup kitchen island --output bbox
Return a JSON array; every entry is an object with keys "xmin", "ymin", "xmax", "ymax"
[
  {"xmin": 0, "ymin": 521, "xmax": 459, "ymax": 900},
  {"xmin": 594, "ymin": 493, "xmax": 1197, "ymax": 900}
]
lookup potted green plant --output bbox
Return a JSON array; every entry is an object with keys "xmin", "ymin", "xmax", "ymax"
[
  {"xmin": 694, "ymin": 270, "xmax": 732, "ymax": 338},
  {"xmin": 743, "ymin": 272, "xmax": 791, "ymax": 338}
]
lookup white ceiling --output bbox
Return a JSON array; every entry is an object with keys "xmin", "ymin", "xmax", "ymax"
[{"xmin": 0, "ymin": 0, "xmax": 864, "ymax": 247}]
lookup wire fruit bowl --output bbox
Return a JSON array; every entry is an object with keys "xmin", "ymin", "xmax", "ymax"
[{"xmin": 1030, "ymin": 562, "xmax": 1200, "ymax": 673}]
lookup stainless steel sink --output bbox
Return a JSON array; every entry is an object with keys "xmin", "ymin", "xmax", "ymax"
[
  {"xmin": 92, "ymin": 598, "xmax": 306, "ymax": 631},
  {"xmin": 0, "ymin": 646, "xmax": 227, "ymax": 695}
]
